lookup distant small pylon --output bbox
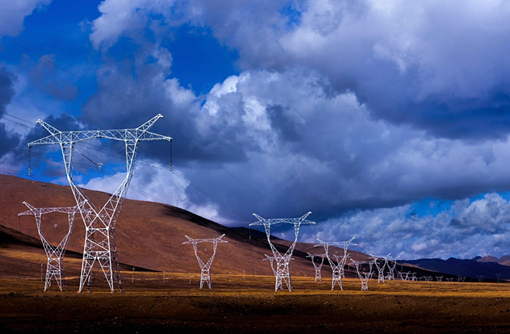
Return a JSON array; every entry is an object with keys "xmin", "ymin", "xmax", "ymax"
[
  {"xmin": 370, "ymin": 254, "xmax": 390, "ymax": 283},
  {"xmin": 183, "ymin": 234, "xmax": 227, "ymax": 289},
  {"xmin": 250, "ymin": 212, "xmax": 315, "ymax": 292},
  {"xmin": 18, "ymin": 202, "xmax": 80, "ymax": 291},
  {"xmin": 351, "ymin": 259, "xmax": 374, "ymax": 291},
  {"xmin": 306, "ymin": 252, "xmax": 326, "ymax": 282},
  {"xmin": 315, "ymin": 237, "xmax": 355, "ymax": 290}
]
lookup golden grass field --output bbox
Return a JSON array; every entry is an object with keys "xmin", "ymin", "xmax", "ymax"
[{"xmin": 2, "ymin": 272, "xmax": 510, "ymax": 333}]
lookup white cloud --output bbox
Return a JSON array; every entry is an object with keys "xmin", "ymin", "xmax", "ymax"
[
  {"xmin": 89, "ymin": 0, "xmax": 146, "ymax": 50},
  {"xmin": 78, "ymin": 163, "xmax": 233, "ymax": 225},
  {"xmin": 313, "ymin": 193, "xmax": 510, "ymax": 259},
  {"xmin": 0, "ymin": 0, "xmax": 51, "ymax": 36},
  {"xmin": 77, "ymin": 1, "xmax": 510, "ymax": 259}
]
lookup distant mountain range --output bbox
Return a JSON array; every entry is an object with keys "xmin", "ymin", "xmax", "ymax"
[{"xmin": 402, "ymin": 256, "xmax": 510, "ymax": 281}]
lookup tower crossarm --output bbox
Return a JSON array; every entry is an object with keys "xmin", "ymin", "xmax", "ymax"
[
  {"xmin": 315, "ymin": 237, "xmax": 356, "ymax": 250},
  {"xmin": 370, "ymin": 253, "xmax": 391, "ymax": 270},
  {"xmin": 28, "ymin": 114, "xmax": 172, "ymax": 148},
  {"xmin": 18, "ymin": 202, "xmax": 81, "ymax": 217},
  {"xmin": 316, "ymin": 237, "xmax": 356, "ymax": 267},
  {"xmin": 315, "ymin": 237, "xmax": 356, "ymax": 255},
  {"xmin": 250, "ymin": 212, "xmax": 314, "ymax": 227},
  {"xmin": 388, "ymin": 255, "xmax": 400, "ymax": 270},
  {"xmin": 250, "ymin": 212, "xmax": 315, "ymax": 253}
]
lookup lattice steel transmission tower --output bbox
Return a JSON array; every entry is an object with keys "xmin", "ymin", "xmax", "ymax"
[
  {"xmin": 351, "ymin": 259, "xmax": 374, "ymax": 291},
  {"xmin": 315, "ymin": 237, "xmax": 355, "ymax": 290},
  {"xmin": 182, "ymin": 234, "xmax": 228, "ymax": 289},
  {"xmin": 250, "ymin": 212, "xmax": 315, "ymax": 292},
  {"xmin": 18, "ymin": 201, "xmax": 80, "ymax": 291},
  {"xmin": 370, "ymin": 253, "xmax": 390, "ymax": 283},
  {"xmin": 306, "ymin": 252, "xmax": 326, "ymax": 282},
  {"xmin": 28, "ymin": 114, "xmax": 172, "ymax": 292},
  {"xmin": 386, "ymin": 255, "xmax": 399, "ymax": 281}
]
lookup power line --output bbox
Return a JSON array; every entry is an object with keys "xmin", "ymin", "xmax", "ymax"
[
  {"xmin": 0, "ymin": 128, "xmax": 252, "ymax": 222},
  {"xmin": 0, "ymin": 33, "xmax": 269, "ymax": 203},
  {"xmin": 170, "ymin": 168, "xmax": 252, "ymax": 221}
]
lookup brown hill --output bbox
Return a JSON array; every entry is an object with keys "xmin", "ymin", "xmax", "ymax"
[{"xmin": 0, "ymin": 174, "xmax": 373, "ymax": 281}]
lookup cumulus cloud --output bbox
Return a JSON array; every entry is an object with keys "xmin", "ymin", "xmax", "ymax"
[
  {"xmin": 77, "ymin": 45, "xmax": 510, "ymax": 228},
  {"xmin": 0, "ymin": 64, "xmax": 15, "ymax": 115},
  {"xmin": 0, "ymin": 64, "xmax": 20, "ymax": 158},
  {"xmin": 0, "ymin": 0, "xmax": 52, "ymax": 36},
  {"xmin": 313, "ymin": 193, "xmax": 510, "ymax": 259},
  {"xmin": 90, "ymin": 0, "xmax": 510, "ymax": 139},
  {"xmin": 78, "ymin": 163, "xmax": 230, "ymax": 225},
  {"xmin": 89, "ymin": 0, "xmax": 191, "ymax": 50},
  {"xmin": 33, "ymin": 0, "xmax": 510, "ymax": 259}
]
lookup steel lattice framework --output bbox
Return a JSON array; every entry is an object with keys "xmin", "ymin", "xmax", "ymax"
[
  {"xmin": 182, "ymin": 234, "xmax": 228, "ymax": 289},
  {"xmin": 351, "ymin": 260, "xmax": 374, "ymax": 291},
  {"xmin": 18, "ymin": 201, "xmax": 80, "ymax": 291},
  {"xmin": 306, "ymin": 252, "xmax": 326, "ymax": 282},
  {"xmin": 386, "ymin": 255, "xmax": 399, "ymax": 281},
  {"xmin": 250, "ymin": 212, "xmax": 315, "ymax": 292},
  {"xmin": 28, "ymin": 114, "xmax": 172, "ymax": 292},
  {"xmin": 264, "ymin": 254, "xmax": 294, "ymax": 277},
  {"xmin": 370, "ymin": 253, "xmax": 390, "ymax": 283},
  {"xmin": 315, "ymin": 237, "xmax": 355, "ymax": 290}
]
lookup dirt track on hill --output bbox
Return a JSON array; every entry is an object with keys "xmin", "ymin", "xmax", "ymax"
[{"xmin": 2, "ymin": 276, "xmax": 510, "ymax": 333}]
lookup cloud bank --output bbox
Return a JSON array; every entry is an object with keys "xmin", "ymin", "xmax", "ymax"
[{"xmin": 4, "ymin": 0, "xmax": 510, "ymax": 258}]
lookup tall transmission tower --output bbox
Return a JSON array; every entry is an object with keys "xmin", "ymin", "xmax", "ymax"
[
  {"xmin": 182, "ymin": 234, "xmax": 228, "ymax": 289},
  {"xmin": 250, "ymin": 212, "xmax": 315, "ymax": 292},
  {"xmin": 315, "ymin": 237, "xmax": 355, "ymax": 290},
  {"xmin": 18, "ymin": 201, "xmax": 80, "ymax": 291},
  {"xmin": 28, "ymin": 114, "xmax": 172, "ymax": 292}
]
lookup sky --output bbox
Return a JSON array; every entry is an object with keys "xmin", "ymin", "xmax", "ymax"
[{"xmin": 2, "ymin": 0, "xmax": 510, "ymax": 260}]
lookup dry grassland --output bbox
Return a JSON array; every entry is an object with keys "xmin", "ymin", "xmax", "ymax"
[{"xmin": 2, "ymin": 273, "xmax": 510, "ymax": 333}]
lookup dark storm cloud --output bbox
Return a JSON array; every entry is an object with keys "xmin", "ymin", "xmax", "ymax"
[
  {"xmin": 267, "ymin": 105, "xmax": 302, "ymax": 141},
  {"xmin": 0, "ymin": 123, "xmax": 20, "ymax": 158},
  {"xmin": 80, "ymin": 55, "xmax": 255, "ymax": 166},
  {"xmin": 0, "ymin": 64, "xmax": 20, "ymax": 158},
  {"xmin": 0, "ymin": 64, "xmax": 15, "ymax": 117}
]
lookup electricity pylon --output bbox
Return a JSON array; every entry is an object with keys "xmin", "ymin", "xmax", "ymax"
[
  {"xmin": 351, "ymin": 259, "xmax": 374, "ymax": 291},
  {"xmin": 315, "ymin": 237, "xmax": 355, "ymax": 290},
  {"xmin": 18, "ymin": 201, "xmax": 80, "ymax": 291},
  {"xmin": 250, "ymin": 212, "xmax": 315, "ymax": 292},
  {"xmin": 28, "ymin": 114, "xmax": 172, "ymax": 292},
  {"xmin": 370, "ymin": 253, "xmax": 390, "ymax": 283},
  {"xmin": 386, "ymin": 255, "xmax": 399, "ymax": 281},
  {"xmin": 306, "ymin": 252, "xmax": 326, "ymax": 282},
  {"xmin": 182, "ymin": 234, "xmax": 228, "ymax": 289}
]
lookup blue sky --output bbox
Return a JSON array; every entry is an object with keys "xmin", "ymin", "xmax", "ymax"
[{"xmin": 2, "ymin": 0, "xmax": 510, "ymax": 259}]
